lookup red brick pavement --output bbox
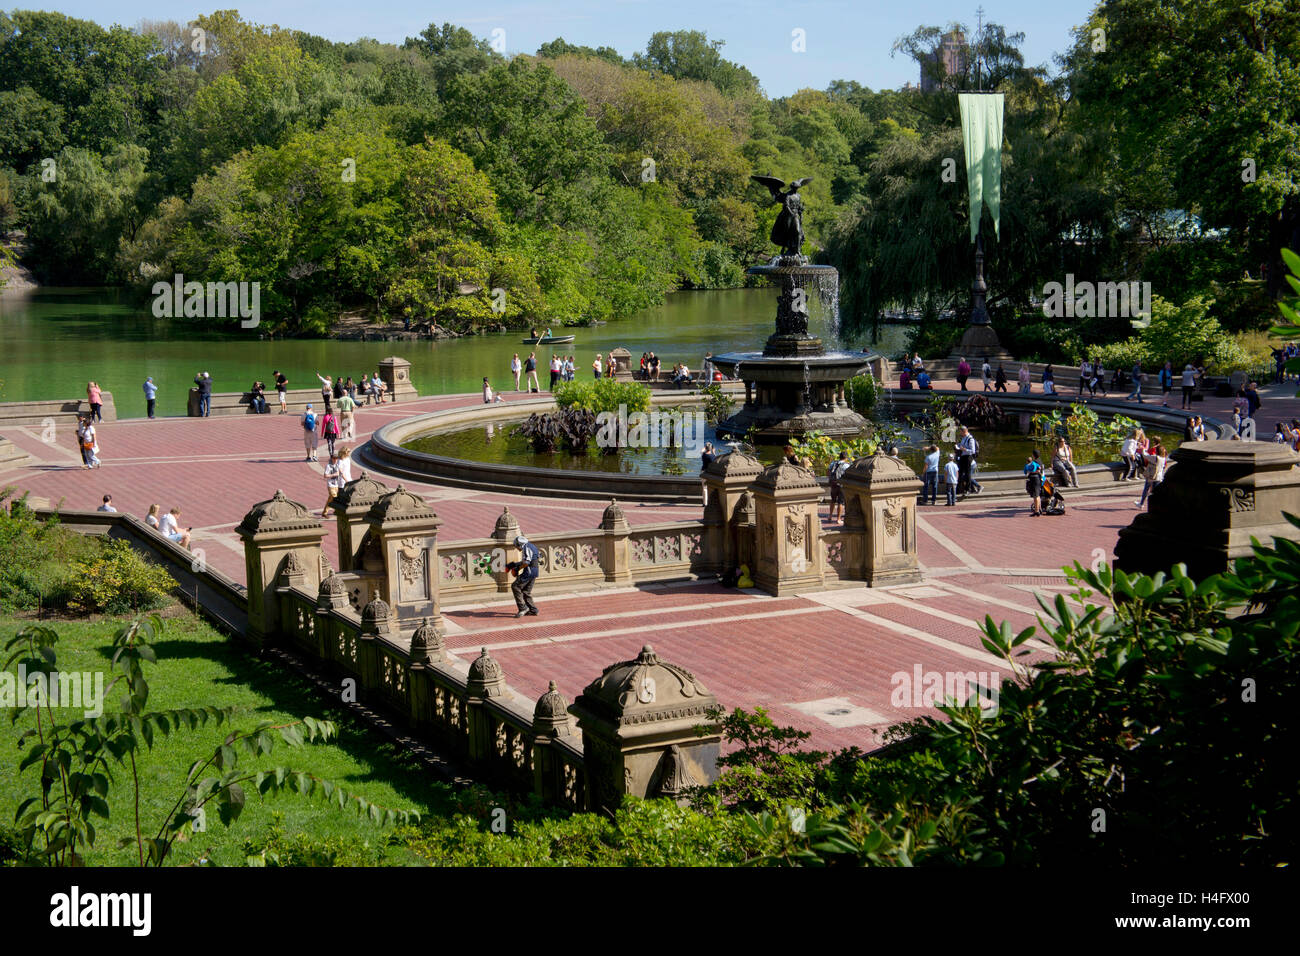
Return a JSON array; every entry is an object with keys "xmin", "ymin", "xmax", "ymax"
[{"xmin": 0, "ymin": 388, "xmax": 1153, "ymax": 750}]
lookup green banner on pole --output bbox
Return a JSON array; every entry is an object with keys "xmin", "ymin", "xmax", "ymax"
[{"xmin": 959, "ymin": 92, "xmax": 1005, "ymax": 243}]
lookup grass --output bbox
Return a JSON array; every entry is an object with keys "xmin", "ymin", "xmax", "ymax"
[{"xmin": 0, "ymin": 605, "xmax": 458, "ymax": 866}]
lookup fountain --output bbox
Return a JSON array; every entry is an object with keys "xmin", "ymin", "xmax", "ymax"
[{"xmin": 710, "ymin": 175, "xmax": 878, "ymax": 442}]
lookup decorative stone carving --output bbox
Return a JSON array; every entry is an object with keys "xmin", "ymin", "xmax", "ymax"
[
  {"xmin": 238, "ymin": 489, "xmax": 321, "ymax": 535},
  {"xmin": 882, "ymin": 496, "xmax": 905, "ymax": 538},
  {"xmin": 600, "ymin": 498, "xmax": 628, "ymax": 532},
  {"xmin": 750, "ymin": 460, "xmax": 824, "ymax": 595},
  {"xmin": 532, "ymin": 680, "xmax": 573, "ymax": 737},
  {"xmin": 785, "ymin": 512, "xmax": 805, "ymax": 547},
  {"xmin": 408, "ymin": 617, "xmax": 447, "ymax": 665},
  {"xmin": 493, "ymin": 506, "xmax": 520, "ymax": 541},
  {"xmin": 1221, "ymin": 487, "xmax": 1256, "ymax": 513},
  {"xmin": 361, "ymin": 597, "xmax": 393, "ymax": 636},
  {"xmin": 466, "ymin": 647, "xmax": 507, "ymax": 699},
  {"xmin": 839, "ymin": 452, "xmax": 922, "ymax": 586},
  {"xmin": 570, "ymin": 645, "xmax": 721, "ymax": 814},
  {"xmin": 657, "ymin": 744, "xmax": 700, "ymax": 798}
]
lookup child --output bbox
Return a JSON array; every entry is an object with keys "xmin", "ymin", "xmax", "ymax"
[
  {"xmin": 943, "ymin": 453, "xmax": 960, "ymax": 506},
  {"xmin": 483, "ymin": 377, "xmax": 505, "ymax": 404}
]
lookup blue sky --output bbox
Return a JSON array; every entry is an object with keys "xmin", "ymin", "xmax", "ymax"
[{"xmin": 41, "ymin": 1, "xmax": 1099, "ymax": 96}]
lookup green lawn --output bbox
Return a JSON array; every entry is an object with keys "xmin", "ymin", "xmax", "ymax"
[{"xmin": 0, "ymin": 606, "xmax": 453, "ymax": 866}]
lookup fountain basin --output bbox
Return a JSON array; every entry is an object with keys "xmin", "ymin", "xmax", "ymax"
[{"xmin": 710, "ymin": 349, "xmax": 877, "ymax": 441}]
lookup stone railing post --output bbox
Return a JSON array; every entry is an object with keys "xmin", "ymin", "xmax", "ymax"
[
  {"xmin": 406, "ymin": 617, "xmax": 447, "ymax": 732},
  {"xmin": 491, "ymin": 506, "xmax": 520, "ymax": 593},
  {"xmin": 840, "ymin": 453, "xmax": 922, "ymax": 586},
  {"xmin": 701, "ymin": 452, "xmax": 763, "ymax": 573},
  {"xmin": 570, "ymin": 644, "xmax": 721, "ymax": 815},
  {"xmin": 365, "ymin": 485, "xmax": 443, "ymax": 627},
  {"xmin": 358, "ymin": 598, "xmax": 394, "ymax": 692},
  {"xmin": 1116, "ymin": 439, "xmax": 1300, "ymax": 578},
  {"xmin": 600, "ymin": 499, "xmax": 631, "ymax": 584},
  {"xmin": 236, "ymin": 490, "xmax": 326, "ymax": 647},
  {"xmin": 531, "ymin": 680, "xmax": 574, "ymax": 803},
  {"xmin": 465, "ymin": 648, "xmax": 507, "ymax": 764},
  {"xmin": 749, "ymin": 461, "xmax": 825, "ymax": 595},
  {"xmin": 314, "ymin": 572, "xmax": 351, "ymax": 660}
]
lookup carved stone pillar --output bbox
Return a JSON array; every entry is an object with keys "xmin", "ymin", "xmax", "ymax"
[
  {"xmin": 364, "ymin": 485, "xmax": 443, "ymax": 627},
  {"xmin": 532, "ymin": 680, "xmax": 574, "ymax": 804},
  {"xmin": 378, "ymin": 356, "xmax": 417, "ymax": 402},
  {"xmin": 1116, "ymin": 439, "xmax": 1300, "ymax": 578},
  {"xmin": 570, "ymin": 644, "xmax": 721, "ymax": 814},
  {"xmin": 236, "ymin": 490, "xmax": 326, "ymax": 647},
  {"xmin": 840, "ymin": 453, "xmax": 922, "ymax": 586},
  {"xmin": 600, "ymin": 499, "xmax": 631, "ymax": 584},
  {"xmin": 491, "ymin": 506, "xmax": 520, "ymax": 593},
  {"xmin": 465, "ymin": 648, "xmax": 507, "ymax": 763},
  {"xmin": 701, "ymin": 452, "xmax": 764, "ymax": 573},
  {"xmin": 406, "ymin": 617, "xmax": 446, "ymax": 732},
  {"xmin": 334, "ymin": 473, "xmax": 390, "ymax": 572},
  {"xmin": 749, "ymin": 461, "xmax": 825, "ymax": 595}
]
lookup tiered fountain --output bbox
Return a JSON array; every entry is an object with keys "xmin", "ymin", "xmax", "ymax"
[{"xmin": 710, "ymin": 175, "xmax": 878, "ymax": 442}]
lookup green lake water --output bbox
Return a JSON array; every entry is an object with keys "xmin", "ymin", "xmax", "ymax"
[{"xmin": 0, "ymin": 287, "xmax": 910, "ymax": 418}]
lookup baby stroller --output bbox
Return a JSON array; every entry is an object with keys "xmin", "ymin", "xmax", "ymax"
[{"xmin": 1039, "ymin": 477, "xmax": 1067, "ymax": 515}]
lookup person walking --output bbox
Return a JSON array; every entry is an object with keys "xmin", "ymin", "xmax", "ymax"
[
  {"xmin": 336, "ymin": 388, "xmax": 356, "ymax": 440},
  {"xmin": 956, "ymin": 426, "xmax": 981, "ymax": 495},
  {"xmin": 1079, "ymin": 358, "xmax": 1092, "ymax": 397},
  {"xmin": 1024, "ymin": 451, "xmax": 1045, "ymax": 516},
  {"xmin": 78, "ymin": 416, "xmax": 100, "ymax": 469},
  {"xmin": 956, "ymin": 357, "xmax": 971, "ymax": 391},
  {"xmin": 1158, "ymin": 361, "xmax": 1174, "ymax": 407},
  {"xmin": 142, "ymin": 377, "xmax": 157, "ymax": 419},
  {"xmin": 827, "ymin": 451, "xmax": 850, "ymax": 524},
  {"xmin": 1180, "ymin": 363, "xmax": 1197, "ymax": 409},
  {"xmin": 337, "ymin": 445, "xmax": 354, "ymax": 486},
  {"xmin": 301, "ymin": 404, "xmax": 320, "ymax": 461},
  {"xmin": 194, "ymin": 373, "xmax": 212, "ymax": 417},
  {"xmin": 943, "ymin": 453, "xmax": 959, "ymax": 506},
  {"xmin": 922, "ymin": 444, "xmax": 940, "ymax": 505},
  {"xmin": 1244, "ymin": 381, "xmax": 1262, "ymax": 419},
  {"xmin": 507, "ymin": 534, "xmax": 541, "ymax": 617},
  {"xmin": 321, "ymin": 453, "xmax": 342, "ymax": 518},
  {"xmin": 511, "ymin": 353, "xmax": 522, "ymax": 391},
  {"xmin": 1052, "ymin": 436, "xmax": 1080, "ymax": 487},
  {"xmin": 982, "ymin": 359, "xmax": 992, "ymax": 391},
  {"xmin": 1017, "ymin": 364, "xmax": 1032, "ymax": 394},
  {"xmin": 1127, "ymin": 362, "xmax": 1144, "ymax": 402},
  {"xmin": 274, "ymin": 370, "xmax": 289, "ymax": 413},
  {"xmin": 995, "ymin": 363, "xmax": 1007, "ymax": 392},
  {"xmin": 320, "ymin": 407, "xmax": 340, "ymax": 457},
  {"xmin": 525, "ymin": 352, "xmax": 539, "ymax": 392},
  {"xmin": 1135, "ymin": 442, "xmax": 1168, "ymax": 508}
]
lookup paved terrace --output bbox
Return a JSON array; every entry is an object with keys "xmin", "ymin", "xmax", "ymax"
[{"xmin": 4, "ymin": 378, "xmax": 1296, "ymax": 751}]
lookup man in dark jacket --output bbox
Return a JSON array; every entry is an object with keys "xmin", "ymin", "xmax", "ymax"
[
  {"xmin": 195, "ymin": 372, "xmax": 213, "ymax": 417},
  {"xmin": 507, "ymin": 534, "xmax": 541, "ymax": 617}
]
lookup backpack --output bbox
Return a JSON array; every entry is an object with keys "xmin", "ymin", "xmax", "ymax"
[
  {"xmin": 828, "ymin": 460, "xmax": 849, "ymax": 482},
  {"xmin": 323, "ymin": 416, "xmax": 338, "ymax": 438},
  {"xmin": 303, "ymin": 412, "xmax": 316, "ymax": 431}
]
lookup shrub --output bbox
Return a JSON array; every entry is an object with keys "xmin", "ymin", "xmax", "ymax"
[
  {"xmin": 1087, "ymin": 337, "xmax": 1148, "ymax": 372},
  {"xmin": 512, "ymin": 409, "xmax": 601, "ymax": 454},
  {"xmin": 698, "ymin": 383, "xmax": 735, "ymax": 424},
  {"xmin": 0, "ymin": 490, "xmax": 99, "ymax": 611},
  {"xmin": 844, "ymin": 373, "xmax": 877, "ymax": 415},
  {"xmin": 64, "ymin": 538, "xmax": 179, "ymax": 614},
  {"xmin": 553, "ymin": 378, "xmax": 651, "ymax": 415}
]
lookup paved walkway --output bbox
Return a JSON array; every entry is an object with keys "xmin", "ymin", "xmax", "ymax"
[{"xmin": 0, "ymin": 382, "xmax": 1241, "ymax": 751}]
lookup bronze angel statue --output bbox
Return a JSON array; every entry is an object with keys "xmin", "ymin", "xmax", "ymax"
[{"xmin": 753, "ymin": 174, "xmax": 813, "ymax": 257}]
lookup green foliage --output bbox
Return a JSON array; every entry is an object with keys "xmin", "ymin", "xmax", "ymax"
[
  {"xmin": 4, "ymin": 616, "xmax": 417, "ymax": 866},
  {"xmin": 1031, "ymin": 403, "xmax": 1139, "ymax": 445},
  {"xmin": 788, "ymin": 427, "xmax": 903, "ymax": 472},
  {"xmin": 512, "ymin": 409, "xmax": 601, "ymax": 454},
  {"xmin": 1140, "ymin": 295, "xmax": 1249, "ymax": 371},
  {"xmin": 0, "ymin": 491, "xmax": 99, "ymax": 612},
  {"xmin": 553, "ymin": 378, "xmax": 651, "ymax": 415},
  {"xmin": 698, "ymin": 383, "xmax": 735, "ymax": 424},
  {"xmin": 64, "ymin": 539, "xmax": 178, "ymax": 615},
  {"xmin": 843, "ymin": 373, "xmax": 878, "ymax": 415}
]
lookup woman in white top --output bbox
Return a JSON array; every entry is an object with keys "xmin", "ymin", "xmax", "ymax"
[
  {"xmin": 145, "ymin": 503, "xmax": 161, "ymax": 528},
  {"xmin": 1079, "ymin": 360, "xmax": 1092, "ymax": 396},
  {"xmin": 316, "ymin": 372, "xmax": 333, "ymax": 404},
  {"xmin": 510, "ymin": 353, "xmax": 522, "ymax": 390},
  {"xmin": 337, "ymin": 446, "xmax": 354, "ymax": 485},
  {"xmin": 981, "ymin": 360, "xmax": 992, "ymax": 391},
  {"xmin": 1120, "ymin": 431, "xmax": 1139, "ymax": 481},
  {"xmin": 1052, "ymin": 436, "xmax": 1080, "ymax": 487},
  {"xmin": 1135, "ymin": 443, "xmax": 1168, "ymax": 508}
]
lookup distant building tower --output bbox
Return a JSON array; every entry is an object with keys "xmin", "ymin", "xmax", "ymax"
[{"xmin": 921, "ymin": 30, "xmax": 968, "ymax": 93}]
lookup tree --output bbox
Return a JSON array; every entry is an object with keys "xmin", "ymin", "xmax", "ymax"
[{"xmin": 633, "ymin": 30, "xmax": 761, "ymax": 98}]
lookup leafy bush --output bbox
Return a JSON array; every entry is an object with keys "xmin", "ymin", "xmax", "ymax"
[
  {"xmin": 1141, "ymin": 294, "xmax": 1249, "ymax": 371},
  {"xmin": 844, "ymin": 373, "xmax": 877, "ymax": 415},
  {"xmin": 0, "ymin": 490, "xmax": 99, "ymax": 612},
  {"xmin": 553, "ymin": 378, "xmax": 651, "ymax": 415},
  {"xmin": 512, "ymin": 408, "xmax": 601, "ymax": 454},
  {"xmin": 789, "ymin": 427, "xmax": 904, "ymax": 471},
  {"xmin": 1087, "ymin": 337, "xmax": 1148, "ymax": 372},
  {"xmin": 64, "ymin": 539, "xmax": 178, "ymax": 614},
  {"xmin": 698, "ymin": 383, "xmax": 735, "ymax": 424},
  {"xmin": 1032, "ymin": 403, "xmax": 1139, "ymax": 445}
]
